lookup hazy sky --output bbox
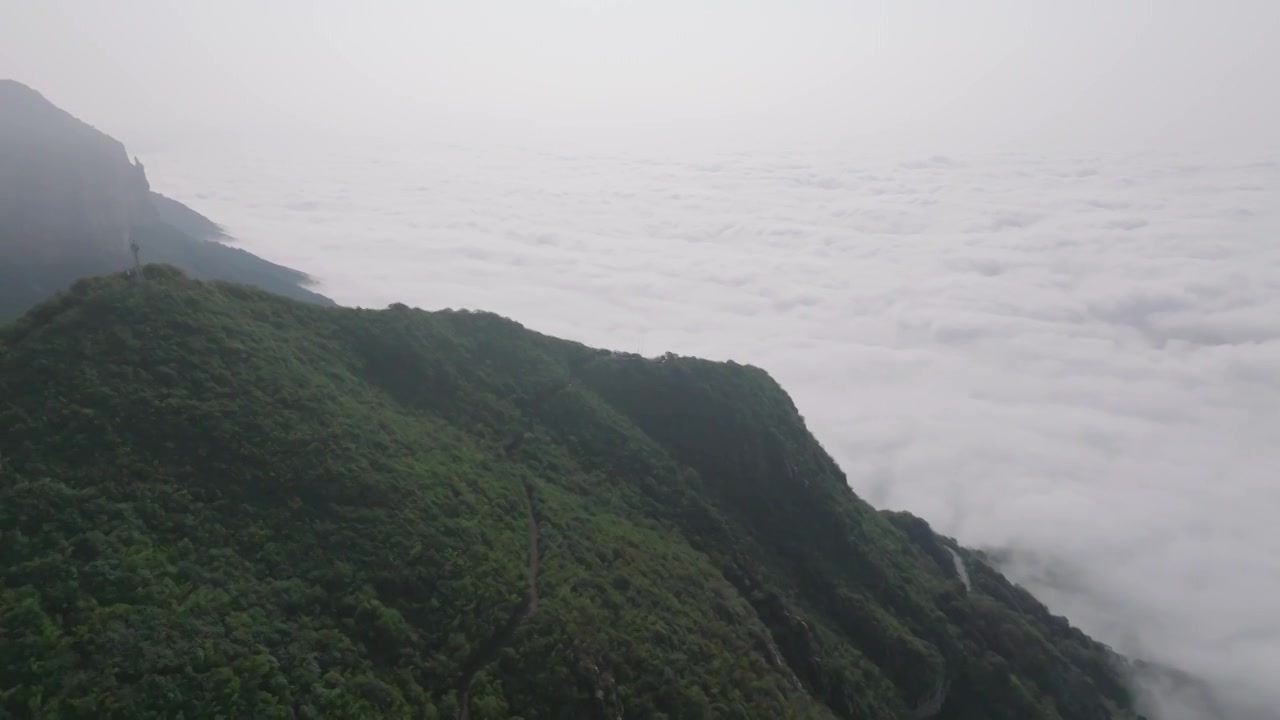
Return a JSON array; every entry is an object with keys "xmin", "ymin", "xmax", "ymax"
[{"xmin": 3, "ymin": 0, "xmax": 1279, "ymax": 154}]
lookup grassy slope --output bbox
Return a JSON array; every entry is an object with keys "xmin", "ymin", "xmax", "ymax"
[{"xmin": 0, "ymin": 267, "xmax": 1144, "ymax": 720}]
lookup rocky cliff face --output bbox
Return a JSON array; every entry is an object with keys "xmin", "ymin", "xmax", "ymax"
[
  {"xmin": 0, "ymin": 80, "xmax": 155, "ymax": 264},
  {"xmin": 0, "ymin": 80, "xmax": 333, "ymax": 322}
]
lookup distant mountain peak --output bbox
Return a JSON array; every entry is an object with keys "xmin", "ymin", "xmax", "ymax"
[
  {"xmin": 0, "ymin": 78, "xmax": 125, "ymax": 153},
  {"xmin": 0, "ymin": 81, "xmax": 332, "ymax": 322},
  {"xmin": 0, "ymin": 78, "xmax": 50, "ymax": 102},
  {"xmin": 0, "ymin": 77, "xmax": 151, "ymax": 263}
]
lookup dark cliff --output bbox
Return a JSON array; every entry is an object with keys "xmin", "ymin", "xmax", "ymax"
[
  {"xmin": 0, "ymin": 80, "xmax": 331, "ymax": 323},
  {"xmin": 0, "ymin": 79, "xmax": 153, "ymax": 264}
]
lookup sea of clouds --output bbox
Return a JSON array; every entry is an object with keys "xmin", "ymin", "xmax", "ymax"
[{"xmin": 146, "ymin": 141, "xmax": 1278, "ymax": 719}]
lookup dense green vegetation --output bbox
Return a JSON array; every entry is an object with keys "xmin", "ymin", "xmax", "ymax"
[{"xmin": 0, "ymin": 267, "xmax": 1146, "ymax": 719}]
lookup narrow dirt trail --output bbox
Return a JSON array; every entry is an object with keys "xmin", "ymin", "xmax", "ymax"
[
  {"xmin": 456, "ymin": 380, "xmax": 568, "ymax": 719},
  {"xmin": 456, "ymin": 481, "xmax": 541, "ymax": 720}
]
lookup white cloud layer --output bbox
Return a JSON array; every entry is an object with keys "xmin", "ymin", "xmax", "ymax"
[{"xmin": 145, "ymin": 142, "xmax": 1280, "ymax": 719}]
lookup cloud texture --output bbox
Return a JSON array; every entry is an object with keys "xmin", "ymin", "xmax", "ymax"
[{"xmin": 145, "ymin": 142, "xmax": 1280, "ymax": 718}]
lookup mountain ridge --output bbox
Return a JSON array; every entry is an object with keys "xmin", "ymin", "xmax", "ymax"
[
  {"xmin": 0, "ymin": 266, "xmax": 1149, "ymax": 719},
  {"xmin": 0, "ymin": 79, "xmax": 330, "ymax": 322}
]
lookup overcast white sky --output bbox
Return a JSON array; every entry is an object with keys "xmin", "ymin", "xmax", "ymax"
[{"xmin": 3, "ymin": 0, "xmax": 1279, "ymax": 155}]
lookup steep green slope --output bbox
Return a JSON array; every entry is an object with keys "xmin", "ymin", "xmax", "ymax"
[{"xmin": 0, "ymin": 268, "xmax": 1145, "ymax": 719}]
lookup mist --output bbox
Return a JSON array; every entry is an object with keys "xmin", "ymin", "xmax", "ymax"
[{"xmin": 5, "ymin": 2, "xmax": 1279, "ymax": 718}]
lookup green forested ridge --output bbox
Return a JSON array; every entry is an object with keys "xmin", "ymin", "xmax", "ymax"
[{"xmin": 0, "ymin": 266, "xmax": 1146, "ymax": 719}]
